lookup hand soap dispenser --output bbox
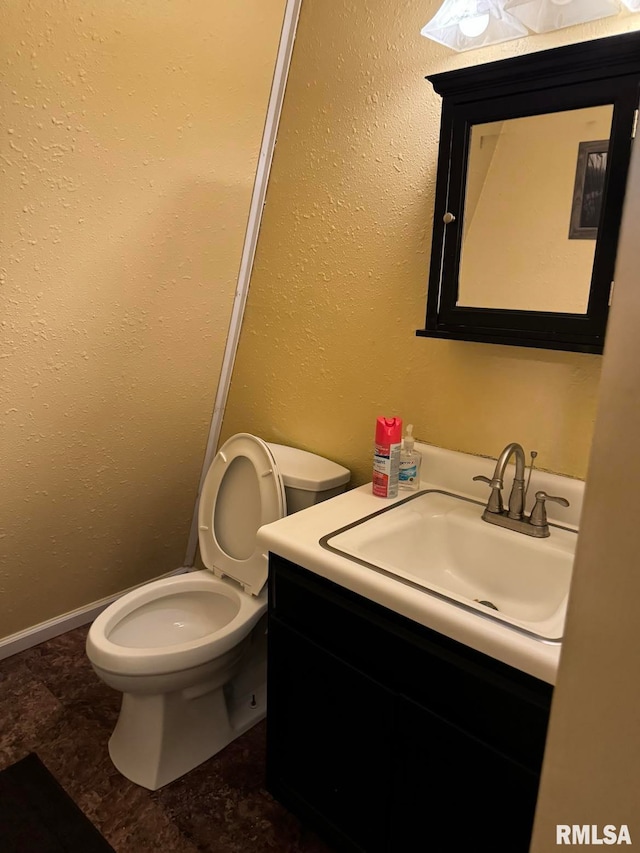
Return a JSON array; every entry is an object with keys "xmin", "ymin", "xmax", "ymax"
[{"xmin": 399, "ymin": 424, "xmax": 421, "ymax": 492}]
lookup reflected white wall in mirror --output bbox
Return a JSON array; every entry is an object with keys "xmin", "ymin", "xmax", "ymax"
[{"xmin": 458, "ymin": 104, "xmax": 614, "ymax": 313}]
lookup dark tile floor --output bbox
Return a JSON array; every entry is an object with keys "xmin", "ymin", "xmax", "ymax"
[{"xmin": 0, "ymin": 625, "xmax": 334, "ymax": 853}]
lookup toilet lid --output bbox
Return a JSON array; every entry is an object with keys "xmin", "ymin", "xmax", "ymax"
[{"xmin": 198, "ymin": 433, "xmax": 286, "ymax": 595}]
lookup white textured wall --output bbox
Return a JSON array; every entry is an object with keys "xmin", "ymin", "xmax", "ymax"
[{"xmin": 0, "ymin": 0, "xmax": 286, "ymax": 638}]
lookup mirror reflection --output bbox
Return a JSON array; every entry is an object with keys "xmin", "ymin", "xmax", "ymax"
[{"xmin": 458, "ymin": 104, "xmax": 614, "ymax": 314}]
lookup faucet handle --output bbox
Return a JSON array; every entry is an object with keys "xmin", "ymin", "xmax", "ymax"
[
  {"xmin": 530, "ymin": 490, "xmax": 570, "ymax": 528},
  {"xmin": 536, "ymin": 490, "xmax": 570, "ymax": 507},
  {"xmin": 473, "ymin": 474, "xmax": 503, "ymax": 514}
]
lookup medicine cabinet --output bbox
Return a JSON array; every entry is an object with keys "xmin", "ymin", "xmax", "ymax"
[{"xmin": 416, "ymin": 31, "xmax": 640, "ymax": 353}]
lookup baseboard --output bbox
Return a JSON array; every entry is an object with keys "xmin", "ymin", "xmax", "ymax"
[{"xmin": 0, "ymin": 567, "xmax": 190, "ymax": 661}]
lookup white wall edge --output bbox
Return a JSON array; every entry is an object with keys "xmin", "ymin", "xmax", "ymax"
[
  {"xmin": 0, "ymin": 567, "xmax": 190, "ymax": 661},
  {"xmin": 183, "ymin": 0, "xmax": 303, "ymax": 568}
]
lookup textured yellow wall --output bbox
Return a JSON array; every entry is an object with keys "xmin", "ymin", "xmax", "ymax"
[
  {"xmin": 0, "ymin": 0, "xmax": 285, "ymax": 638},
  {"xmin": 221, "ymin": 1, "xmax": 640, "ymax": 487}
]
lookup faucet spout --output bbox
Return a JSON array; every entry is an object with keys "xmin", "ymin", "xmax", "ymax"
[{"xmin": 491, "ymin": 442, "xmax": 526, "ymax": 520}]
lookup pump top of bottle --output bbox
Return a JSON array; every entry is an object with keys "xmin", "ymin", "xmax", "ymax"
[{"xmin": 404, "ymin": 424, "xmax": 415, "ymax": 452}]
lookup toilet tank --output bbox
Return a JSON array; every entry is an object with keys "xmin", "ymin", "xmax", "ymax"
[{"xmin": 266, "ymin": 442, "xmax": 350, "ymax": 515}]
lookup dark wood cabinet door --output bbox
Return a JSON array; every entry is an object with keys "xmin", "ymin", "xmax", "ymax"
[
  {"xmin": 267, "ymin": 557, "xmax": 550, "ymax": 853},
  {"xmin": 267, "ymin": 619, "xmax": 394, "ymax": 853},
  {"xmin": 393, "ymin": 696, "xmax": 539, "ymax": 853}
]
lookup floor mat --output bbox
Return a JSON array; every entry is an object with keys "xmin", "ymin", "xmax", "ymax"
[{"xmin": 0, "ymin": 753, "xmax": 115, "ymax": 853}]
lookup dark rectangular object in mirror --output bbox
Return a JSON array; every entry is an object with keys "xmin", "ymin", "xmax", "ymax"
[{"xmin": 569, "ymin": 139, "xmax": 609, "ymax": 240}]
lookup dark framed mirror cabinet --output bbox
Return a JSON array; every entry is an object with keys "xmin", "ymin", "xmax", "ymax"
[{"xmin": 417, "ymin": 31, "xmax": 640, "ymax": 353}]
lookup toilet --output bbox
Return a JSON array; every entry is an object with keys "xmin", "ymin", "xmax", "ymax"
[{"xmin": 86, "ymin": 433, "xmax": 350, "ymax": 790}]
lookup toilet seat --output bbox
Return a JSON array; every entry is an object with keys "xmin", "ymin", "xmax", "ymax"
[
  {"xmin": 86, "ymin": 571, "xmax": 266, "ymax": 677},
  {"xmin": 87, "ymin": 434, "xmax": 284, "ymax": 678},
  {"xmin": 198, "ymin": 433, "xmax": 286, "ymax": 595}
]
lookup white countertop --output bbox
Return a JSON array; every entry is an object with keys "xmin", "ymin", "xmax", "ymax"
[{"xmin": 257, "ymin": 442, "xmax": 583, "ymax": 685}]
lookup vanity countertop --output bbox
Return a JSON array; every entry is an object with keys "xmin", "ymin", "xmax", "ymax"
[{"xmin": 257, "ymin": 442, "xmax": 584, "ymax": 685}]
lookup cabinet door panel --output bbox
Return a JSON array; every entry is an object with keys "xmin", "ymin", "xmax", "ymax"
[
  {"xmin": 267, "ymin": 619, "xmax": 394, "ymax": 853},
  {"xmin": 394, "ymin": 696, "xmax": 539, "ymax": 853}
]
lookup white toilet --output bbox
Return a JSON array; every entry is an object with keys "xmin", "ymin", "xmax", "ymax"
[{"xmin": 86, "ymin": 433, "xmax": 350, "ymax": 790}]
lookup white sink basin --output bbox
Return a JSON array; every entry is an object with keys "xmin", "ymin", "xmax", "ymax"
[{"xmin": 321, "ymin": 489, "xmax": 577, "ymax": 642}]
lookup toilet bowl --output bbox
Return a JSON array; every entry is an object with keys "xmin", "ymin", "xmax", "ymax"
[{"xmin": 86, "ymin": 433, "xmax": 350, "ymax": 790}]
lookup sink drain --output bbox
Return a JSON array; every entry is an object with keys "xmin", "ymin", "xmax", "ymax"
[{"xmin": 475, "ymin": 599, "xmax": 499, "ymax": 611}]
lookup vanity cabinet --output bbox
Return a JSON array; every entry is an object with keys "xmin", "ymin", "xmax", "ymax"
[{"xmin": 267, "ymin": 554, "xmax": 553, "ymax": 853}]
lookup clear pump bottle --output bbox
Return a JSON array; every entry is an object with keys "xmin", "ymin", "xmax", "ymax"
[{"xmin": 399, "ymin": 424, "xmax": 422, "ymax": 491}]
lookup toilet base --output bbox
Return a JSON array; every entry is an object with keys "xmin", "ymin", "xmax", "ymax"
[{"xmin": 108, "ymin": 671, "xmax": 266, "ymax": 791}]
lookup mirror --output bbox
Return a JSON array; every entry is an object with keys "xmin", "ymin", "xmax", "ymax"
[
  {"xmin": 459, "ymin": 106, "xmax": 613, "ymax": 314},
  {"xmin": 417, "ymin": 32, "xmax": 640, "ymax": 353}
]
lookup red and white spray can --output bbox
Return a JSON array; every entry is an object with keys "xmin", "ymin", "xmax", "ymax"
[{"xmin": 372, "ymin": 416, "xmax": 402, "ymax": 498}]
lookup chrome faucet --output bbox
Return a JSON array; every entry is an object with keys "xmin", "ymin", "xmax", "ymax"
[{"xmin": 473, "ymin": 442, "xmax": 569, "ymax": 538}]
